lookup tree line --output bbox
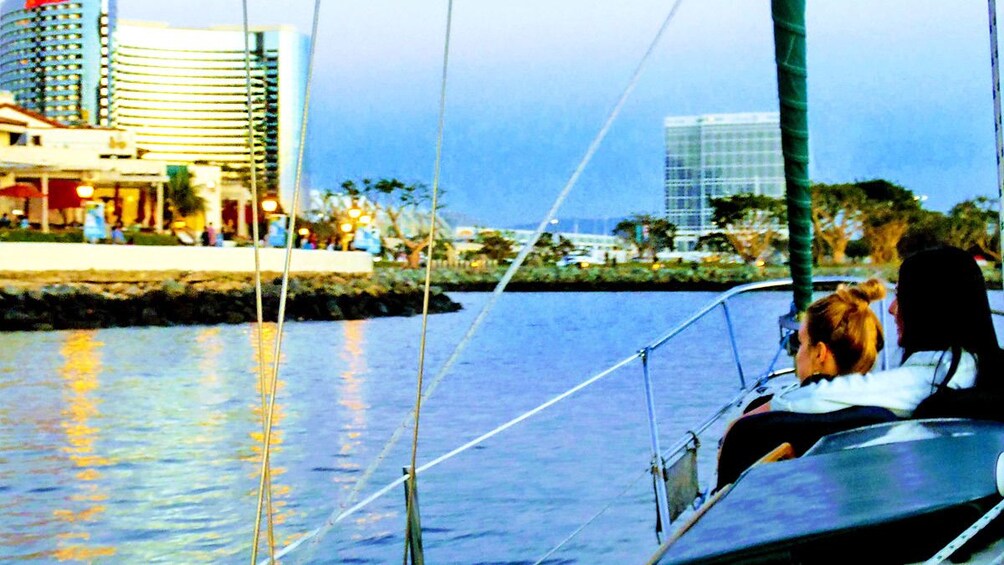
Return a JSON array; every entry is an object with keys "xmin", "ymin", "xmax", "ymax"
[
  {"xmin": 301, "ymin": 176, "xmax": 1000, "ymax": 269},
  {"xmin": 617, "ymin": 179, "xmax": 1000, "ymax": 266}
]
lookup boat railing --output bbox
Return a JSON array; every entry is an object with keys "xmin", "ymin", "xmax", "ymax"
[{"xmin": 266, "ymin": 276, "xmax": 891, "ymax": 563}]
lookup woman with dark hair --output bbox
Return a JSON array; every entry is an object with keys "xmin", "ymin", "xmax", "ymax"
[{"xmin": 771, "ymin": 246, "xmax": 1001, "ymax": 418}]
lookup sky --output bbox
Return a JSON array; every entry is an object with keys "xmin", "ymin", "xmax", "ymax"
[{"xmin": 118, "ymin": 1, "xmax": 1004, "ymax": 229}]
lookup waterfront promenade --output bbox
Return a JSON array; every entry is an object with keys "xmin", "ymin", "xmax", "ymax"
[{"xmin": 0, "ymin": 242, "xmax": 373, "ymax": 274}]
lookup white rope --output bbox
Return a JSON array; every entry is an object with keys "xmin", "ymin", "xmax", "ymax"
[
  {"xmin": 263, "ymin": 352, "xmax": 643, "ymax": 563},
  {"xmin": 242, "ymin": 0, "xmax": 276, "ymax": 561},
  {"xmin": 249, "ymin": 0, "xmax": 321, "ymax": 562},
  {"xmin": 240, "ymin": 1, "xmax": 277, "ymax": 561},
  {"xmin": 404, "ymin": 1, "xmax": 454, "ymax": 560},
  {"xmin": 923, "ymin": 497, "xmax": 1004, "ymax": 564},
  {"xmin": 270, "ymin": 0, "xmax": 686, "ymax": 559},
  {"xmin": 989, "ymin": 0, "xmax": 1004, "ymax": 288},
  {"xmin": 533, "ymin": 466, "xmax": 651, "ymax": 565}
]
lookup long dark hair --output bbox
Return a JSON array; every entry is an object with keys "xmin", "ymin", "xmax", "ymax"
[{"xmin": 897, "ymin": 247, "xmax": 1001, "ymax": 390}]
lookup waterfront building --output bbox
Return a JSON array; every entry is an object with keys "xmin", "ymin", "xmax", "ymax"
[
  {"xmin": 112, "ymin": 21, "xmax": 308, "ymax": 218},
  {"xmin": 454, "ymin": 225, "xmax": 629, "ymax": 263},
  {"xmin": 664, "ymin": 112, "xmax": 785, "ymax": 251},
  {"xmin": 0, "ymin": 92, "xmax": 213, "ymax": 233},
  {"xmin": 0, "ymin": 0, "xmax": 115, "ymax": 126}
]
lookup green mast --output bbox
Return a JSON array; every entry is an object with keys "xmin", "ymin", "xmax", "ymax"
[{"xmin": 771, "ymin": 0, "xmax": 814, "ymax": 313}]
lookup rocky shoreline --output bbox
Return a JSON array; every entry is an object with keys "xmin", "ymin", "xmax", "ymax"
[
  {"xmin": 3, "ymin": 263, "xmax": 999, "ymax": 332},
  {"xmin": 0, "ymin": 271, "xmax": 462, "ymax": 332}
]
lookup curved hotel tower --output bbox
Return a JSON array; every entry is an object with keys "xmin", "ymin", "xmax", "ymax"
[
  {"xmin": 113, "ymin": 21, "xmax": 308, "ymax": 208},
  {"xmin": 0, "ymin": 0, "xmax": 114, "ymax": 126}
]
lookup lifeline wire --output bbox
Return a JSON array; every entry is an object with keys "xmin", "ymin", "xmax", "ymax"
[
  {"xmin": 265, "ymin": 354, "xmax": 642, "ymax": 563},
  {"xmin": 242, "ymin": 0, "xmax": 276, "ymax": 560},
  {"xmin": 404, "ymin": 1, "xmax": 454, "ymax": 563},
  {"xmin": 274, "ymin": 0, "xmax": 686, "ymax": 558},
  {"xmin": 249, "ymin": 1, "xmax": 322, "ymax": 563},
  {"xmin": 533, "ymin": 466, "xmax": 651, "ymax": 565},
  {"xmin": 271, "ymin": 276, "xmax": 806, "ymax": 563},
  {"xmin": 988, "ymin": 0, "xmax": 1004, "ymax": 286}
]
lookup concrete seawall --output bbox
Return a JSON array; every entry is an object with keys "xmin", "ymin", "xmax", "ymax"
[{"xmin": 0, "ymin": 242, "xmax": 373, "ymax": 273}]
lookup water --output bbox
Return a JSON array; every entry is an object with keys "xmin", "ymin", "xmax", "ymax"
[{"xmin": 1, "ymin": 290, "xmax": 1001, "ymax": 564}]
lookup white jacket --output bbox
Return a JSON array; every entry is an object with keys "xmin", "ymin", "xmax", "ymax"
[{"xmin": 771, "ymin": 350, "xmax": 978, "ymax": 418}]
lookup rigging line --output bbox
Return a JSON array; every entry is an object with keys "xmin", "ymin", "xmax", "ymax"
[
  {"xmin": 242, "ymin": 0, "xmax": 276, "ymax": 561},
  {"xmin": 266, "ymin": 352, "xmax": 643, "ymax": 563},
  {"xmin": 313, "ymin": 0, "xmax": 688, "ymax": 545},
  {"xmin": 533, "ymin": 466, "xmax": 651, "ymax": 565},
  {"xmin": 250, "ymin": 0, "xmax": 322, "ymax": 563},
  {"xmin": 405, "ymin": 1, "xmax": 454, "ymax": 562},
  {"xmin": 988, "ymin": 0, "xmax": 1004, "ymax": 285}
]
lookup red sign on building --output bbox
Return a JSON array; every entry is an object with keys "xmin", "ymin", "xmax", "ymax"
[{"xmin": 24, "ymin": 0, "xmax": 68, "ymax": 9}]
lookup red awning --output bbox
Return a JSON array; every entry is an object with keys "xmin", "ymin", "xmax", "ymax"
[
  {"xmin": 0, "ymin": 183, "xmax": 43, "ymax": 199},
  {"xmin": 3, "ymin": 180, "xmax": 84, "ymax": 209},
  {"xmin": 46, "ymin": 179, "xmax": 83, "ymax": 209}
]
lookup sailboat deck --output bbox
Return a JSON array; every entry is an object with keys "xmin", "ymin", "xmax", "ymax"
[{"xmin": 657, "ymin": 420, "xmax": 1004, "ymax": 564}]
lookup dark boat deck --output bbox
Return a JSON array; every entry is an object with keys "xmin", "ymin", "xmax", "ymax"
[{"xmin": 655, "ymin": 420, "xmax": 1004, "ymax": 564}]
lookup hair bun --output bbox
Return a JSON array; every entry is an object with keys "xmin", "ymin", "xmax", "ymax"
[{"xmin": 847, "ymin": 278, "xmax": 887, "ymax": 303}]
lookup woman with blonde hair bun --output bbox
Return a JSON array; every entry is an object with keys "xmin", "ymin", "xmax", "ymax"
[
  {"xmin": 772, "ymin": 246, "xmax": 1001, "ymax": 418},
  {"xmin": 716, "ymin": 279, "xmax": 890, "ymax": 487},
  {"xmin": 794, "ymin": 278, "xmax": 886, "ymax": 382}
]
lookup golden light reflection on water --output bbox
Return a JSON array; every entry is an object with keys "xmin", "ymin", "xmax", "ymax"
[
  {"xmin": 55, "ymin": 330, "xmax": 115, "ymax": 561},
  {"xmin": 336, "ymin": 321, "xmax": 368, "ymax": 480},
  {"xmin": 191, "ymin": 327, "xmax": 226, "ymax": 447},
  {"xmin": 247, "ymin": 323, "xmax": 293, "ymax": 547}
]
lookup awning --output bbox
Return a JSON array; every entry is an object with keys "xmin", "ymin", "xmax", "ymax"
[
  {"xmin": 11, "ymin": 179, "xmax": 84, "ymax": 209},
  {"xmin": 0, "ymin": 183, "xmax": 44, "ymax": 199}
]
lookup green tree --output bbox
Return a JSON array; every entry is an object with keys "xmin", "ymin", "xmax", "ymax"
[
  {"xmin": 709, "ymin": 194, "xmax": 786, "ymax": 263},
  {"xmin": 695, "ymin": 232, "xmax": 735, "ymax": 254},
  {"xmin": 166, "ymin": 167, "xmax": 206, "ymax": 219},
  {"xmin": 343, "ymin": 177, "xmax": 449, "ymax": 269},
  {"xmin": 612, "ymin": 214, "xmax": 676, "ymax": 260},
  {"xmin": 898, "ymin": 209, "xmax": 950, "ymax": 258},
  {"xmin": 527, "ymin": 232, "xmax": 576, "ymax": 265},
  {"xmin": 811, "ymin": 183, "xmax": 867, "ymax": 264},
  {"xmin": 947, "ymin": 196, "xmax": 1001, "ymax": 263},
  {"xmin": 475, "ymin": 230, "xmax": 516, "ymax": 262},
  {"xmin": 858, "ymin": 179, "xmax": 921, "ymax": 264}
]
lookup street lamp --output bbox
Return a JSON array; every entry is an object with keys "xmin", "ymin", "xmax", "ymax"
[{"xmin": 261, "ymin": 198, "xmax": 278, "ymax": 213}]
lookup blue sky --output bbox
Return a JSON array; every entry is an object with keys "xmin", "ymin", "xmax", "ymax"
[{"xmin": 119, "ymin": 1, "xmax": 1002, "ymax": 228}]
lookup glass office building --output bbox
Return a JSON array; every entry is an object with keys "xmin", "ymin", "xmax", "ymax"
[
  {"xmin": 664, "ymin": 112, "xmax": 785, "ymax": 250},
  {"xmin": 113, "ymin": 21, "xmax": 308, "ymax": 208},
  {"xmin": 0, "ymin": 0, "xmax": 115, "ymax": 126}
]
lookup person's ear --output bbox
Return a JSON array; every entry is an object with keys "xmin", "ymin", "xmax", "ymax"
[
  {"xmin": 815, "ymin": 341, "xmax": 843, "ymax": 376},
  {"xmin": 814, "ymin": 341, "xmax": 832, "ymax": 364}
]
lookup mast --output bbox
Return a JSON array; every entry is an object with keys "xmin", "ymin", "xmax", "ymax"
[{"xmin": 771, "ymin": 0, "xmax": 813, "ymax": 313}]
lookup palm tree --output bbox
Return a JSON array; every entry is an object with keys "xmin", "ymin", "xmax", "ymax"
[{"xmin": 166, "ymin": 167, "xmax": 206, "ymax": 220}]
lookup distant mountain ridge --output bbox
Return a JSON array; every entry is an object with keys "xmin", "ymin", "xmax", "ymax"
[
  {"xmin": 441, "ymin": 212, "xmax": 627, "ymax": 236},
  {"xmin": 504, "ymin": 217, "xmax": 625, "ymax": 236}
]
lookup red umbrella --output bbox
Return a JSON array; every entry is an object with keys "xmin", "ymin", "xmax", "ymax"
[{"xmin": 0, "ymin": 183, "xmax": 45, "ymax": 199}]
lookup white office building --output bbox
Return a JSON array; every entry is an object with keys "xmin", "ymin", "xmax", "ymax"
[{"xmin": 664, "ymin": 112, "xmax": 785, "ymax": 251}]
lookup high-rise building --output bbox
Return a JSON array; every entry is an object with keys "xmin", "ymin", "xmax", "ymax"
[
  {"xmin": 664, "ymin": 112, "xmax": 785, "ymax": 251},
  {"xmin": 0, "ymin": 0, "xmax": 115, "ymax": 126},
  {"xmin": 112, "ymin": 21, "xmax": 308, "ymax": 209}
]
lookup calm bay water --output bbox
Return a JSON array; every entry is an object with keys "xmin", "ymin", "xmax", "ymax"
[{"xmin": 2, "ymin": 290, "xmax": 1002, "ymax": 564}]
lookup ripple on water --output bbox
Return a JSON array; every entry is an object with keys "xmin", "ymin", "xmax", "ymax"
[{"xmin": 0, "ymin": 291, "xmax": 824, "ymax": 563}]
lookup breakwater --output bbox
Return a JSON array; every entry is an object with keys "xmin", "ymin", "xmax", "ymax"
[{"xmin": 0, "ymin": 271, "xmax": 461, "ymax": 331}]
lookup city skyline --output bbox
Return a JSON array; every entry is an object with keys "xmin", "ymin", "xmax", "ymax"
[{"xmin": 108, "ymin": 1, "xmax": 1004, "ymax": 227}]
